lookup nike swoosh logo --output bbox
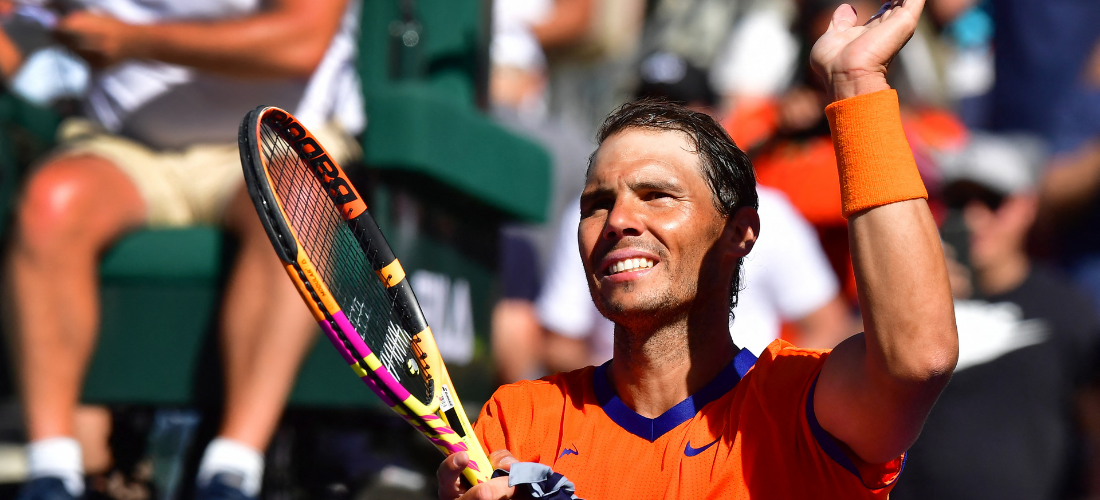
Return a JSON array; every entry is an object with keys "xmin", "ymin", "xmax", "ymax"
[
  {"xmin": 953, "ymin": 300, "xmax": 1049, "ymax": 372},
  {"xmin": 558, "ymin": 445, "xmax": 579, "ymax": 458},
  {"xmin": 684, "ymin": 439, "xmax": 719, "ymax": 457}
]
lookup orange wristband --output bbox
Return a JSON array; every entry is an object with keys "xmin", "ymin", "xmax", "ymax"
[{"xmin": 825, "ymin": 89, "xmax": 927, "ymax": 218}]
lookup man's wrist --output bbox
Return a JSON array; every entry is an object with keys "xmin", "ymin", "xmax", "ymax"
[{"xmin": 827, "ymin": 73, "xmax": 891, "ymax": 102}]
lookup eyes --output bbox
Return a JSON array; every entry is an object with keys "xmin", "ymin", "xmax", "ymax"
[{"xmin": 580, "ymin": 189, "xmax": 678, "ymax": 219}]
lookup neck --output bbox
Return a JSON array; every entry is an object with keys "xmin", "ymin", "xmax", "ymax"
[
  {"xmin": 608, "ymin": 306, "xmax": 736, "ymax": 418},
  {"xmin": 976, "ymin": 251, "xmax": 1030, "ymax": 296}
]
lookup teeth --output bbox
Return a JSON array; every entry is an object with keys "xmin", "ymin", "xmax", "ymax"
[{"xmin": 609, "ymin": 258, "xmax": 654, "ymax": 275}]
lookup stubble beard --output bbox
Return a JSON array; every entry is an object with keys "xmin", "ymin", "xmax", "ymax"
[{"xmin": 592, "ymin": 269, "xmax": 696, "ymax": 335}]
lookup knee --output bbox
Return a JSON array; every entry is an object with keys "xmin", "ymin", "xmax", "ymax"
[{"xmin": 14, "ymin": 157, "xmax": 134, "ymax": 255}]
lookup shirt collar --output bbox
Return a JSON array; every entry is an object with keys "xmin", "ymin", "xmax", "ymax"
[{"xmin": 592, "ymin": 348, "xmax": 758, "ymax": 442}]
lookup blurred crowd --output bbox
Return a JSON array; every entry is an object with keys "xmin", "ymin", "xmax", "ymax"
[{"xmin": 0, "ymin": 0, "xmax": 1097, "ymax": 499}]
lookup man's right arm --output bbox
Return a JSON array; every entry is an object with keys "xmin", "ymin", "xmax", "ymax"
[{"xmin": 808, "ymin": 0, "xmax": 959, "ymax": 465}]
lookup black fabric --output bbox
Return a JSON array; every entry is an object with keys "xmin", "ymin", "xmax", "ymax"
[
  {"xmin": 891, "ymin": 267, "xmax": 1100, "ymax": 500},
  {"xmin": 499, "ymin": 231, "xmax": 542, "ymax": 301}
]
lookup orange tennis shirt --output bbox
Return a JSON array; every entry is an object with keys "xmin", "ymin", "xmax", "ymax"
[{"xmin": 473, "ymin": 340, "xmax": 905, "ymax": 499}]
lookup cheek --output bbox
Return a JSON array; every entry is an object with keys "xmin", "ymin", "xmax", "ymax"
[{"xmin": 578, "ymin": 219, "xmax": 602, "ymax": 270}]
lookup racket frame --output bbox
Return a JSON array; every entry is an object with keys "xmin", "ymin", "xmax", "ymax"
[{"xmin": 239, "ymin": 106, "xmax": 492, "ymax": 484}]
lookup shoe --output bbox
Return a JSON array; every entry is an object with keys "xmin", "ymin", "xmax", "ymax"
[
  {"xmin": 15, "ymin": 477, "xmax": 79, "ymax": 500},
  {"xmin": 195, "ymin": 473, "xmax": 255, "ymax": 500}
]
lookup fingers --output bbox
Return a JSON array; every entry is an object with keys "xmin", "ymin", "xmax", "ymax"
[
  {"xmin": 457, "ymin": 477, "xmax": 516, "ymax": 500},
  {"xmin": 868, "ymin": 1, "xmax": 892, "ymax": 23},
  {"xmin": 868, "ymin": 0, "xmax": 926, "ymax": 26},
  {"xmin": 830, "ymin": 4, "xmax": 858, "ymax": 31},
  {"xmin": 438, "ymin": 451, "xmax": 470, "ymax": 500},
  {"xmin": 489, "ymin": 449, "xmax": 517, "ymax": 472}
]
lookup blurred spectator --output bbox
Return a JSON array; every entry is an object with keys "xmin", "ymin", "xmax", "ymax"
[
  {"xmin": 891, "ymin": 133, "xmax": 1100, "ymax": 500},
  {"xmin": 730, "ymin": 0, "xmax": 969, "ymax": 301},
  {"xmin": 941, "ymin": 0, "xmax": 1100, "ymax": 314},
  {"xmin": 489, "ymin": 0, "xmax": 594, "ymax": 267},
  {"xmin": 637, "ymin": 0, "xmax": 799, "ymax": 128},
  {"xmin": 1, "ymin": 2, "xmax": 362, "ymax": 500},
  {"xmin": 537, "ymin": 0, "xmax": 645, "ymax": 137},
  {"xmin": 488, "ymin": 0, "xmax": 594, "ymax": 383},
  {"xmin": 535, "ymin": 186, "xmax": 852, "ymax": 373}
]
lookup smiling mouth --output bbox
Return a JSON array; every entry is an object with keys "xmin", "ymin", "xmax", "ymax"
[{"xmin": 606, "ymin": 258, "xmax": 655, "ymax": 276}]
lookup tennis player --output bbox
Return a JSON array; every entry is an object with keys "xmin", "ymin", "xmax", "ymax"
[{"xmin": 439, "ymin": 0, "xmax": 957, "ymax": 498}]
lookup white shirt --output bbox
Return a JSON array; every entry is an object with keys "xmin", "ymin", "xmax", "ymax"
[
  {"xmin": 78, "ymin": 0, "xmax": 364, "ymax": 149},
  {"xmin": 536, "ymin": 186, "xmax": 839, "ymax": 359}
]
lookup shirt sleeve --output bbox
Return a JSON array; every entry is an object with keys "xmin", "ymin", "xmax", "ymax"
[
  {"xmin": 751, "ymin": 341, "xmax": 905, "ymax": 493},
  {"xmin": 473, "ymin": 381, "xmax": 541, "ymax": 460}
]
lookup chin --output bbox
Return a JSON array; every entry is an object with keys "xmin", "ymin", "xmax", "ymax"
[{"xmin": 594, "ymin": 291, "xmax": 678, "ymax": 325}]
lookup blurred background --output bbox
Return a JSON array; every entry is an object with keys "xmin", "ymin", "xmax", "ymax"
[{"xmin": 0, "ymin": 0, "xmax": 1097, "ymax": 499}]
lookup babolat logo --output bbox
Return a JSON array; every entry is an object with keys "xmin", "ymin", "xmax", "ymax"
[{"xmin": 264, "ymin": 110, "xmax": 358, "ymax": 206}]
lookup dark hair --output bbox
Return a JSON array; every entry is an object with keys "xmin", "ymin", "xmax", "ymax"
[{"xmin": 589, "ymin": 98, "xmax": 759, "ymax": 310}]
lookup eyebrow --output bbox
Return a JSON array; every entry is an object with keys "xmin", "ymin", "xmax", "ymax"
[
  {"xmin": 580, "ymin": 178, "xmax": 686, "ymax": 205},
  {"xmin": 629, "ymin": 179, "xmax": 682, "ymax": 193}
]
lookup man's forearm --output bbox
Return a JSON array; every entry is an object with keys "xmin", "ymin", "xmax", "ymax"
[
  {"xmin": 1039, "ymin": 142, "xmax": 1100, "ymax": 222},
  {"xmin": 124, "ymin": 0, "xmax": 345, "ymax": 78}
]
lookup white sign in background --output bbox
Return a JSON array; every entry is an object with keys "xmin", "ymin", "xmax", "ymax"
[{"xmin": 411, "ymin": 270, "xmax": 475, "ymax": 365}]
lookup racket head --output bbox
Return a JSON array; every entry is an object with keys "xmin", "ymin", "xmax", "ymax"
[
  {"xmin": 239, "ymin": 105, "xmax": 441, "ymax": 412},
  {"xmin": 238, "ymin": 106, "xmax": 491, "ymax": 484}
]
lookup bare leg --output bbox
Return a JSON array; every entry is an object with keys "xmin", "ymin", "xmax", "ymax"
[
  {"xmin": 73, "ymin": 406, "xmax": 112, "ymax": 474},
  {"xmin": 216, "ymin": 187, "xmax": 316, "ymax": 449},
  {"xmin": 6, "ymin": 156, "xmax": 145, "ymax": 441}
]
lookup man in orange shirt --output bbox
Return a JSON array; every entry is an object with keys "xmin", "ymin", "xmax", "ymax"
[{"xmin": 439, "ymin": 0, "xmax": 958, "ymax": 498}]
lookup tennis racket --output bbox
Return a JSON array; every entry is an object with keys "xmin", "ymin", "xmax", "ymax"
[{"xmin": 237, "ymin": 106, "xmax": 492, "ymax": 485}]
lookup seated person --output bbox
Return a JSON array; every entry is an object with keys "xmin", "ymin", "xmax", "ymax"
[
  {"xmin": 1, "ymin": 1, "xmax": 362, "ymax": 499},
  {"xmin": 439, "ymin": 1, "xmax": 959, "ymax": 497}
]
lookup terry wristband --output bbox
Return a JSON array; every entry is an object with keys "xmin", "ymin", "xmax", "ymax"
[{"xmin": 825, "ymin": 89, "xmax": 927, "ymax": 218}]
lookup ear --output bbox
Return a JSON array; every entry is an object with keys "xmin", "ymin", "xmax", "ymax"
[{"xmin": 723, "ymin": 206, "xmax": 760, "ymax": 258}]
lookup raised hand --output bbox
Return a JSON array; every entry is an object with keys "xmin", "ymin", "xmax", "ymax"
[{"xmin": 810, "ymin": 0, "xmax": 925, "ymax": 101}]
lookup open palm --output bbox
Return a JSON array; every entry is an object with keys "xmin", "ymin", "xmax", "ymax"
[{"xmin": 810, "ymin": 0, "xmax": 925, "ymax": 100}]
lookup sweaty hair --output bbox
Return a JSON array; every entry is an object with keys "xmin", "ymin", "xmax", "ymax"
[{"xmin": 589, "ymin": 98, "xmax": 759, "ymax": 310}]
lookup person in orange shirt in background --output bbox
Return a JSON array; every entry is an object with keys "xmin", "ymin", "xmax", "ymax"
[{"xmin": 439, "ymin": 0, "xmax": 958, "ymax": 498}]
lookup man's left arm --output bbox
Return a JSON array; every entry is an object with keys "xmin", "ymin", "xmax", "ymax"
[
  {"xmin": 810, "ymin": 0, "xmax": 959, "ymax": 465},
  {"xmin": 55, "ymin": 0, "xmax": 346, "ymax": 77}
]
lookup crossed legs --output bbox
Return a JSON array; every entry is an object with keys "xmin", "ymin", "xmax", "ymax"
[{"xmin": 6, "ymin": 154, "xmax": 316, "ymax": 495}]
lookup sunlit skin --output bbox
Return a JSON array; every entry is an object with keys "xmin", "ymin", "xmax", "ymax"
[{"xmin": 578, "ymin": 128, "xmax": 760, "ymax": 417}]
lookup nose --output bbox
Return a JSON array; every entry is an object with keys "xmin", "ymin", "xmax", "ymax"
[{"xmin": 604, "ymin": 199, "xmax": 643, "ymax": 240}]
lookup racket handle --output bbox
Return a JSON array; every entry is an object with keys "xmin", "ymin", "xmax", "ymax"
[{"xmin": 460, "ymin": 443, "xmax": 493, "ymax": 485}]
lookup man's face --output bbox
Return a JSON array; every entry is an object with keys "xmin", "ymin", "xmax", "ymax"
[
  {"xmin": 579, "ymin": 128, "xmax": 749, "ymax": 327},
  {"xmin": 963, "ymin": 193, "xmax": 1036, "ymax": 271}
]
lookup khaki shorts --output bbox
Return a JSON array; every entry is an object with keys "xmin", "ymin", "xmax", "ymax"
[{"xmin": 51, "ymin": 118, "xmax": 362, "ymax": 227}]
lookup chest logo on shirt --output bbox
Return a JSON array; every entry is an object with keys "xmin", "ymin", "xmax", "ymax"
[
  {"xmin": 684, "ymin": 438, "xmax": 719, "ymax": 457},
  {"xmin": 558, "ymin": 444, "xmax": 579, "ymax": 459}
]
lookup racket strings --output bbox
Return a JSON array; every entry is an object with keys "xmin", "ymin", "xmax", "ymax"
[
  {"xmin": 259, "ymin": 120, "xmax": 433, "ymax": 406},
  {"xmin": 345, "ymin": 217, "xmax": 433, "ymax": 374}
]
